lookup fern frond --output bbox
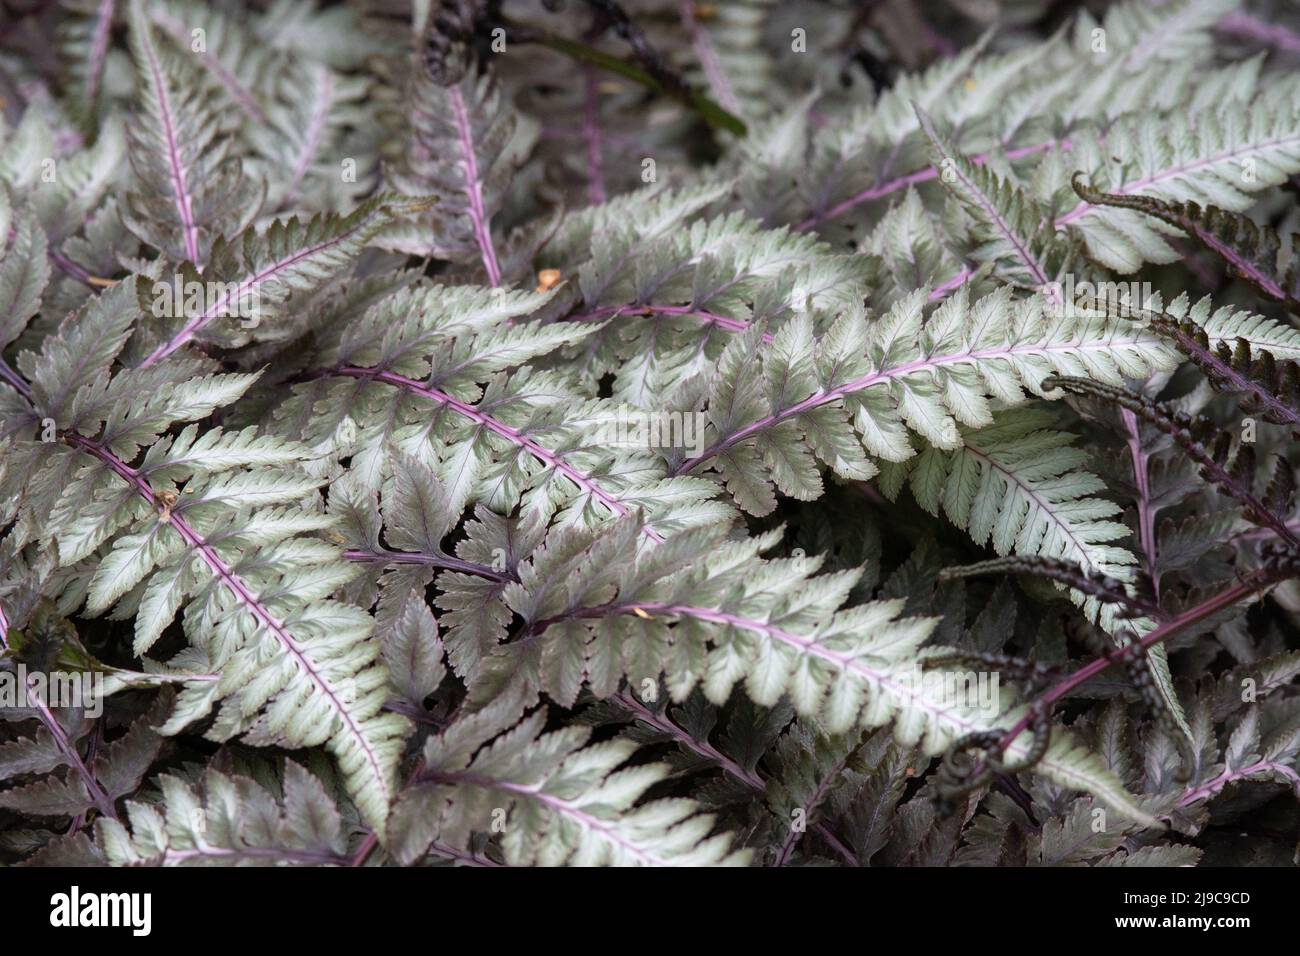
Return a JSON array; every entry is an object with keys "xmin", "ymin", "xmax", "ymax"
[
  {"xmin": 677, "ymin": 0, "xmax": 774, "ymax": 119},
  {"xmin": 96, "ymin": 763, "xmax": 353, "ymax": 865},
  {"xmin": 271, "ymin": 289, "xmax": 731, "ymax": 540},
  {"xmin": 332, "ymin": 455, "xmax": 516, "ymax": 585},
  {"xmin": 1, "ymin": 108, "xmax": 125, "ymax": 252},
  {"xmin": 249, "ymin": 61, "xmax": 370, "ymax": 213},
  {"xmin": 134, "ymin": 195, "xmax": 430, "ymax": 366},
  {"xmin": 900, "ymin": 417, "xmax": 1191, "ymax": 737},
  {"xmin": 0, "ymin": 629, "xmax": 162, "ymax": 824},
  {"xmin": 918, "ymin": 109, "xmax": 1078, "ymax": 293},
  {"xmin": 1107, "ymin": 0, "xmax": 1240, "ymax": 68},
  {"xmin": 885, "ymin": 408, "xmax": 1135, "ymax": 597},
  {"xmin": 1146, "ymin": 310, "xmax": 1300, "ymax": 426},
  {"xmin": 1132, "ymin": 291, "xmax": 1300, "ymax": 362},
  {"xmin": 549, "ymin": 211, "xmax": 872, "ymax": 403},
  {"xmin": 4, "ymin": 290, "xmax": 408, "ymax": 835},
  {"xmin": 0, "ymin": 193, "xmax": 51, "ymax": 352},
  {"xmin": 1057, "ymin": 94, "xmax": 1300, "ymax": 272},
  {"xmin": 0, "ymin": 710, "xmax": 159, "ymax": 821},
  {"xmin": 1071, "ymin": 178, "xmax": 1300, "ymax": 310},
  {"xmin": 775, "ymin": 0, "xmax": 1240, "ymax": 233},
  {"xmin": 472, "ymin": 518, "xmax": 1156, "ymax": 825},
  {"xmin": 864, "ymin": 188, "xmax": 969, "ymax": 308},
  {"xmin": 541, "ymin": 180, "xmax": 732, "ymax": 268},
  {"xmin": 122, "ymin": 0, "xmax": 264, "ymax": 266},
  {"xmin": 323, "ymin": 365, "xmax": 707, "ymax": 542},
  {"xmin": 143, "ymin": 0, "xmax": 277, "ymax": 125},
  {"xmin": 39, "ymin": 432, "xmax": 406, "ymax": 834},
  {"xmin": 1045, "ymin": 376, "xmax": 1299, "ymax": 549},
  {"xmin": 670, "ymin": 287, "xmax": 1176, "ymax": 515},
  {"xmin": 383, "ymin": 28, "xmax": 519, "ymax": 284},
  {"xmin": 389, "ymin": 704, "xmax": 749, "ymax": 866},
  {"xmin": 766, "ymin": 721, "xmax": 861, "ymax": 865},
  {"xmin": 328, "ymin": 454, "xmax": 528, "ymax": 681},
  {"xmin": 57, "ymin": 0, "xmax": 121, "ymax": 129}
]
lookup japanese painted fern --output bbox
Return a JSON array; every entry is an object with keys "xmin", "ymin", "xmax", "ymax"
[{"xmin": 2, "ymin": 0, "xmax": 1300, "ymax": 869}]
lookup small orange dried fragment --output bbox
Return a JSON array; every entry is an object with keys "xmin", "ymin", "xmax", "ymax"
[{"xmin": 536, "ymin": 268, "xmax": 562, "ymax": 293}]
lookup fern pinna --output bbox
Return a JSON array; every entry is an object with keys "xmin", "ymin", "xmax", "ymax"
[{"xmin": 1, "ymin": 0, "xmax": 1300, "ymax": 870}]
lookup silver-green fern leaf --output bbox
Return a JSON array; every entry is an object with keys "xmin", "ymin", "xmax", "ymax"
[{"xmin": 4, "ymin": 0, "xmax": 1300, "ymax": 877}]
